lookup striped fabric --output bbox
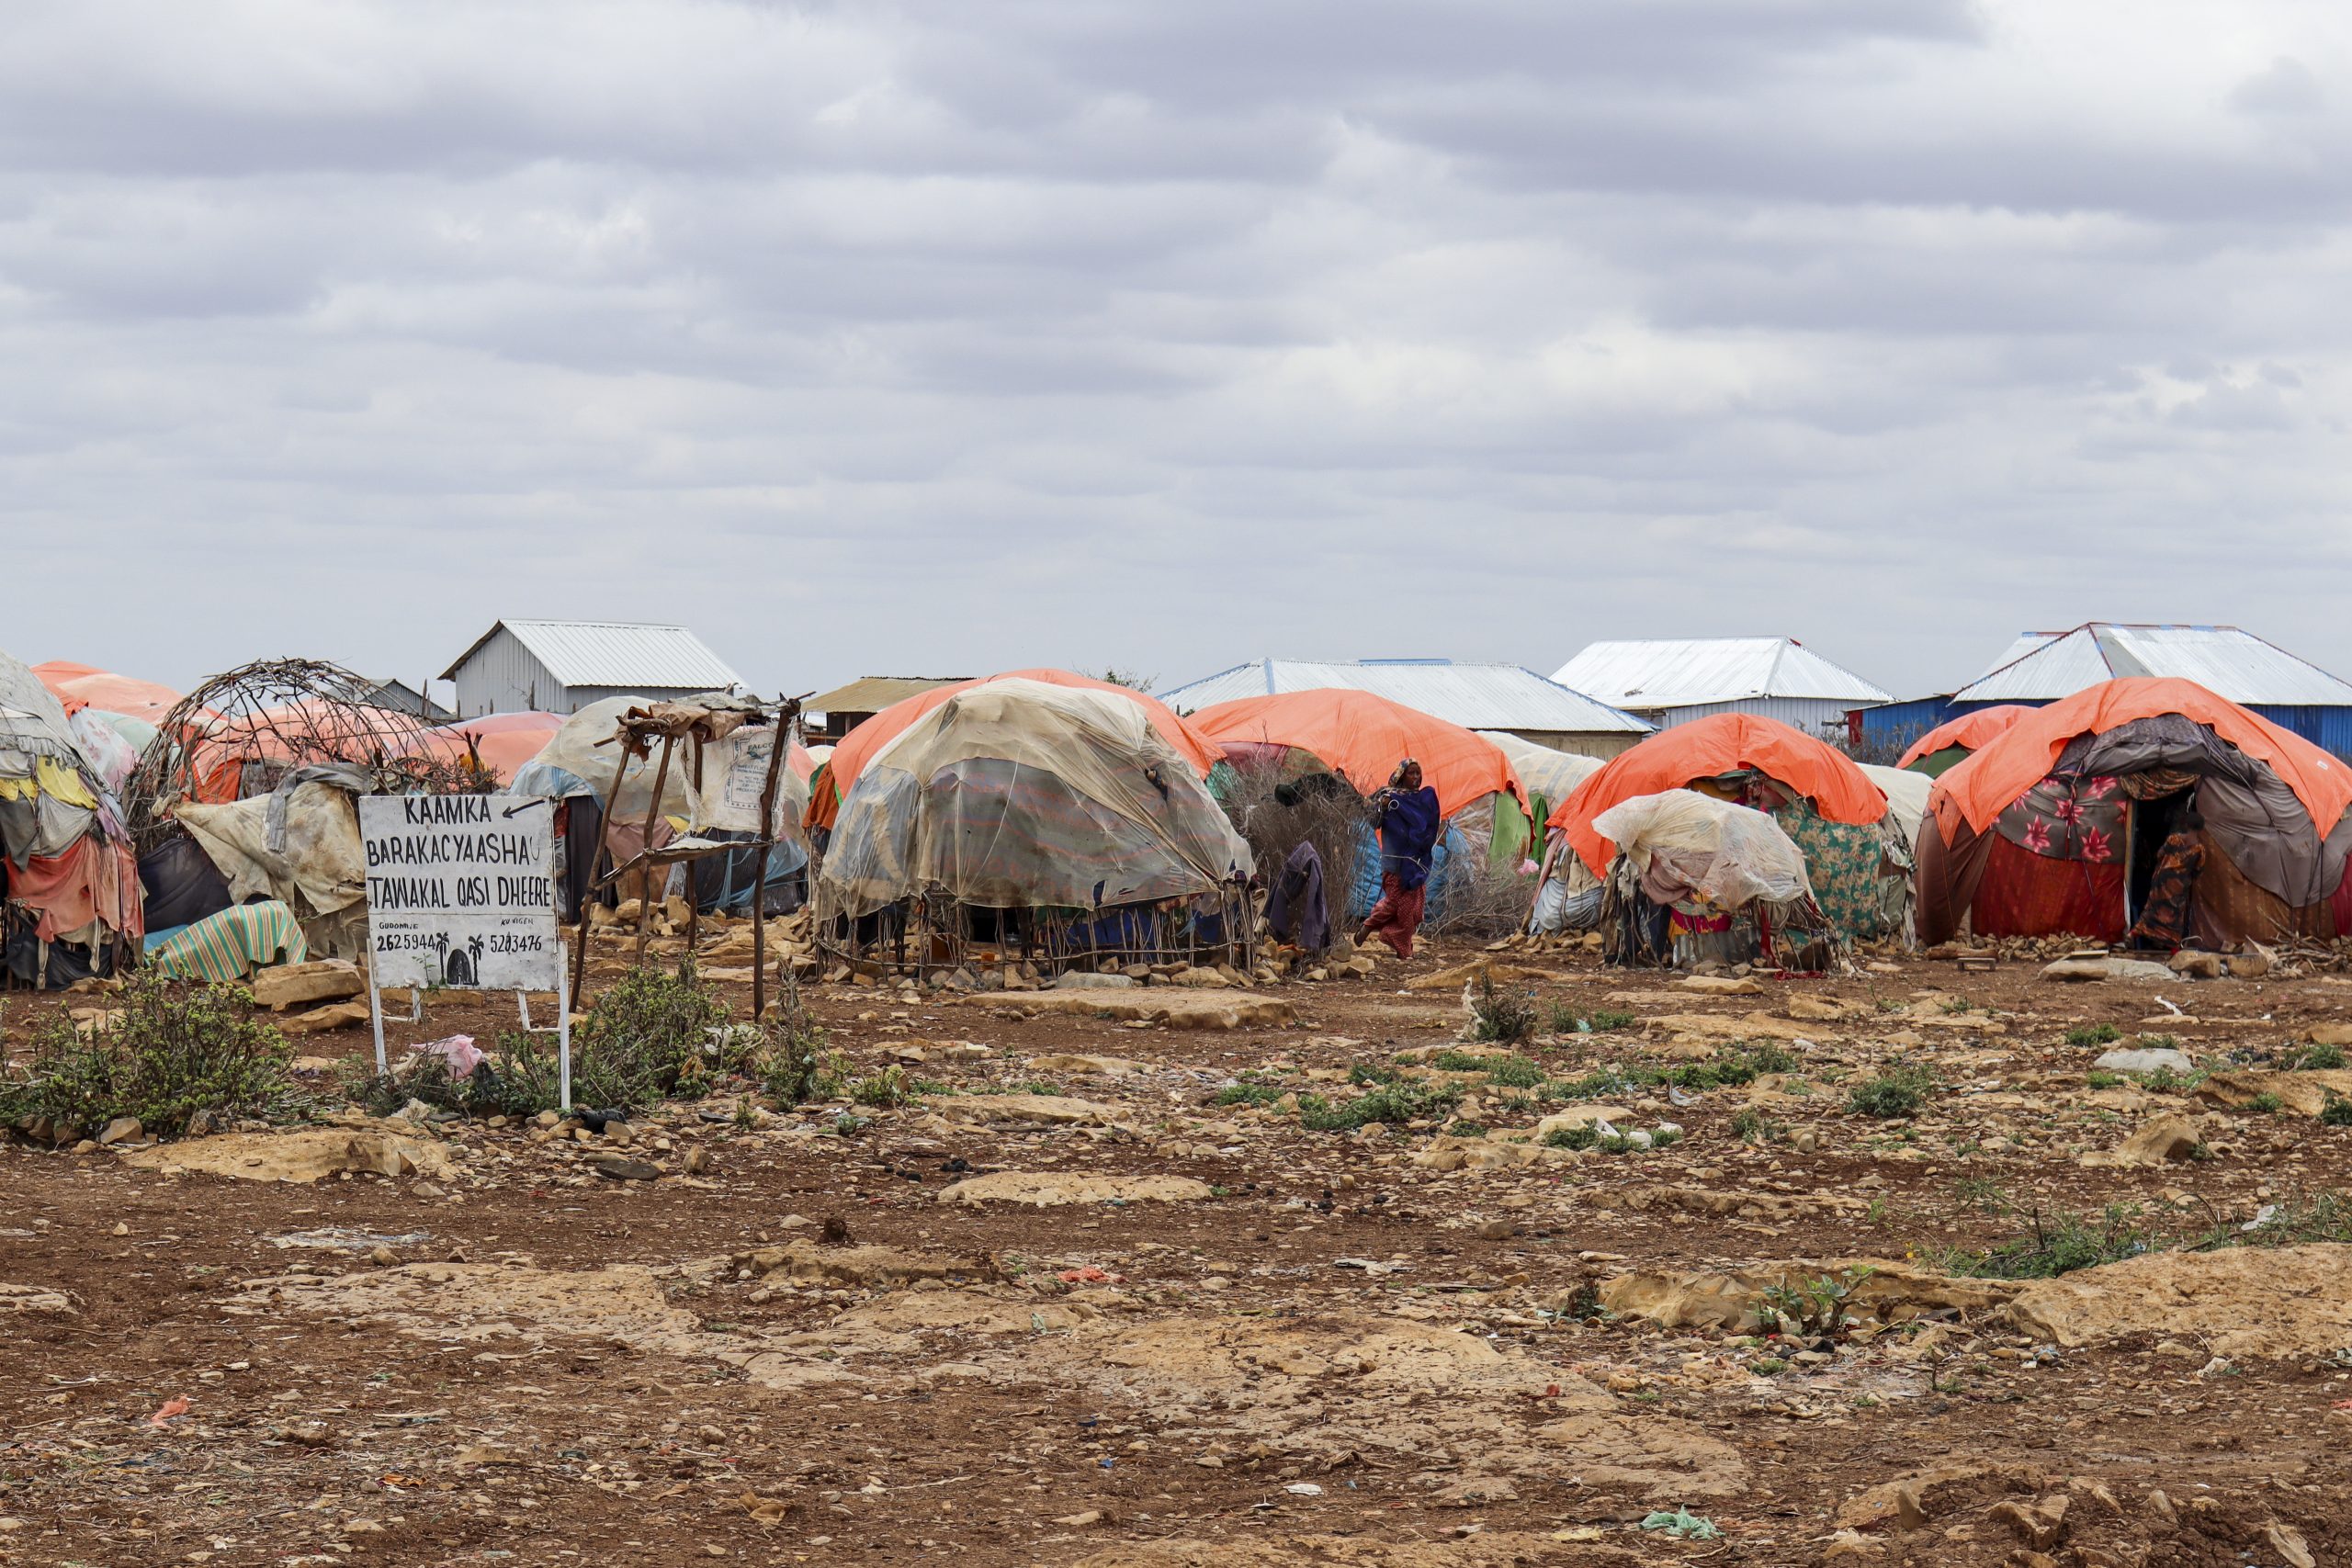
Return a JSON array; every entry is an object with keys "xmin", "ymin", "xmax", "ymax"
[{"xmin": 149, "ymin": 901, "xmax": 310, "ymax": 982}]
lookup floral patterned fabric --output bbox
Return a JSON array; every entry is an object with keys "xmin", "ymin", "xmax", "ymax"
[
  {"xmin": 1771, "ymin": 799, "xmax": 1902, "ymax": 942},
  {"xmin": 1996, "ymin": 774, "xmax": 2125, "ymax": 864}
]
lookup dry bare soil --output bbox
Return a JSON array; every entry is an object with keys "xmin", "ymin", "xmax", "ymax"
[{"xmin": 8, "ymin": 931, "xmax": 2352, "ymax": 1567}]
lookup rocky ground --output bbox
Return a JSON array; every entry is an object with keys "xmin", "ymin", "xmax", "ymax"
[{"xmin": 7, "ymin": 920, "xmax": 2352, "ymax": 1567}]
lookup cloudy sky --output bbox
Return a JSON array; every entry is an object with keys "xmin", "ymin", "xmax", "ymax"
[{"xmin": 5, "ymin": 0, "xmax": 2347, "ymax": 705}]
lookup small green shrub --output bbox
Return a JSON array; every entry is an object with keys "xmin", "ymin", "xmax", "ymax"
[
  {"xmin": 0, "ymin": 975, "xmax": 291, "ymax": 1136},
  {"xmin": 1465, "ymin": 976, "xmax": 1538, "ymax": 1044},
  {"xmin": 2246, "ymin": 1091, "xmax": 2283, "ymax": 1114},
  {"xmin": 1942, "ymin": 1202, "xmax": 2161, "ymax": 1280},
  {"xmin": 1297, "ymin": 1079, "xmax": 1462, "ymax": 1132},
  {"xmin": 2064, "ymin": 1022, "xmax": 2122, "ymax": 1047},
  {"xmin": 1845, "ymin": 1062, "xmax": 1936, "ymax": 1120},
  {"xmin": 2324, "ymin": 1093, "xmax": 2352, "ymax": 1128},
  {"xmin": 1483, "ymin": 1055, "xmax": 1545, "ymax": 1089},
  {"xmin": 758, "ymin": 989, "xmax": 827, "ymax": 1108},
  {"xmin": 1444, "ymin": 1119, "xmax": 1487, "ymax": 1138},
  {"xmin": 2291, "ymin": 1043, "xmax": 2347, "ymax": 1071},
  {"xmin": 1753, "ymin": 1267, "xmax": 1876, "ymax": 1337},
  {"xmin": 851, "ymin": 1065, "xmax": 917, "ymax": 1108},
  {"xmin": 2086, "ymin": 1069, "xmax": 2122, "ymax": 1089},
  {"xmin": 560, "ymin": 959, "xmax": 747, "ymax": 1111},
  {"xmin": 1213, "ymin": 1082, "xmax": 1286, "ymax": 1108},
  {"xmin": 1543, "ymin": 1123, "xmax": 1599, "ymax": 1151},
  {"xmin": 1730, "ymin": 1108, "xmax": 1786, "ymax": 1145}
]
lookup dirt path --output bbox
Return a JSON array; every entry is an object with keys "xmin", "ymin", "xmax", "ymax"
[{"xmin": 6, "ymin": 933, "xmax": 2352, "ymax": 1565}]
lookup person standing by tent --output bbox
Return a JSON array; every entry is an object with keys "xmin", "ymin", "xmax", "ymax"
[
  {"xmin": 2126, "ymin": 807, "xmax": 2207, "ymax": 952},
  {"xmin": 1358, "ymin": 760, "xmax": 1442, "ymax": 959}
]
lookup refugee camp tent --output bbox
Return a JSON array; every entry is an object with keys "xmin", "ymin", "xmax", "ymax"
[
  {"xmin": 1898, "ymin": 706, "xmax": 2032, "ymax": 776},
  {"xmin": 1552, "ymin": 713, "xmax": 1905, "ymax": 948},
  {"xmin": 1478, "ymin": 732, "xmax": 1604, "ymax": 848},
  {"xmin": 1917, "ymin": 678, "xmax": 2352, "ymax": 948},
  {"xmin": 170, "ymin": 774, "xmax": 372, "ymax": 959},
  {"xmin": 817, "ymin": 679, "xmax": 1255, "ymax": 974},
  {"xmin": 1191, "ymin": 689, "xmax": 1532, "ymax": 929},
  {"xmin": 1587, "ymin": 791, "xmax": 1830, "ymax": 966},
  {"xmin": 1860, "ymin": 764, "xmax": 1933, "ymax": 849},
  {"xmin": 805, "ymin": 669, "xmax": 1224, "ymax": 835},
  {"xmin": 32, "ymin": 662, "xmax": 187, "ymax": 727},
  {"xmin": 400, "ymin": 710, "xmax": 566, "ymax": 785},
  {"xmin": 1161, "ymin": 659, "xmax": 1649, "ymax": 759},
  {"xmin": 2, "ymin": 648, "xmax": 144, "ymax": 986},
  {"xmin": 511, "ymin": 695, "xmax": 812, "ymax": 920}
]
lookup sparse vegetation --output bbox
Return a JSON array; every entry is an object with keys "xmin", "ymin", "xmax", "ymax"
[
  {"xmin": 1753, "ymin": 1266, "xmax": 1876, "ymax": 1337},
  {"xmin": 557, "ymin": 958, "xmax": 749, "ymax": 1111},
  {"xmin": 1845, "ymin": 1062, "xmax": 1936, "ymax": 1120},
  {"xmin": 2064, "ymin": 1022, "xmax": 2122, "ymax": 1047},
  {"xmin": 2324, "ymin": 1093, "xmax": 2352, "ymax": 1128},
  {"xmin": 2290, "ymin": 1042, "xmax": 2347, "ymax": 1071},
  {"xmin": 1297, "ymin": 1079, "xmax": 1463, "ymax": 1132},
  {"xmin": 1464, "ymin": 976, "xmax": 1538, "ymax": 1044},
  {"xmin": 0, "ymin": 975, "xmax": 292, "ymax": 1136}
]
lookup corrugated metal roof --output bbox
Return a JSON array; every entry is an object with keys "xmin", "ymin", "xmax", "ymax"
[
  {"xmin": 806, "ymin": 675, "xmax": 971, "ymax": 716},
  {"xmin": 1159, "ymin": 659, "xmax": 1650, "ymax": 733},
  {"xmin": 1549, "ymin": 637, "xmax": 1891, "ymax": 709},
  {"xmin": 441, "ymin": 621, "xmax": 743, "ymax": 691},
  {"xmin": 1951, "ymin": 624, "xmax": 2352, "ymax": 706}
]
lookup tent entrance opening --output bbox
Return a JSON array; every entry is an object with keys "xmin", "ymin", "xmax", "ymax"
[{"xmin": 2124, "ymin": 789, "xmax": 2190, "ymax": 928}]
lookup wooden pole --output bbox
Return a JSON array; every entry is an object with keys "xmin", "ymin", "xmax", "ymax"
[
  {"xmin": 750, "ymin": 697, "xmax": 800, "ymax": 1021},
  {"xmin": 634, "ymin": 733, "xmax": 678, "ymax": 964},
  {"xmin": 571, "ymin": 739, "xmax": 635, "ymax": 1012}
]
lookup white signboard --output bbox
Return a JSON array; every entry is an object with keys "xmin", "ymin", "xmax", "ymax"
[
  {"xmin": 358, "ymin": 795, "xmax": 560, "ymax": 992},
  {"xmin": 695, "ymin": 728, "xmax": 784, "ymax": 834}
]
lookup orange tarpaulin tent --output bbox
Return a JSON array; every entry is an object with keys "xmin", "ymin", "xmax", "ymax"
[
  {"xmin": 32, "ymin": 661, "xmax": 188, "ymax": 726},
  {"xmin": 1187, "ymin": 689, "xmax": 1523, "ymax": 820},
  {"xmin": 807, "ymin": 669, "xmax": 1223, "ymax": 831},
  {"xmin": 398, "ymin": 712, "xmax": 567, "ymax": 786},
  {"xmin": 1551, "ymin": 712, "xmax": 1887, "ymax": 877},
  {"xmin": 1897, "ymin": 705, "xmax": 2032, "ymax": 771},
  {"xmin": 1928, "ymin": 678, "xmax": 2352, "ymax": 848}
]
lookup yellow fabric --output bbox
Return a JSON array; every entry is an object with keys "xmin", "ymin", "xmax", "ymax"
[{"xmin": 0, "ymin": 760, "xmax": 100, "ymax": 807}]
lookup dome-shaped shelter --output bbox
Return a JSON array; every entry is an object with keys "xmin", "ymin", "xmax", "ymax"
[
  {"xmin": 1552, "ymin": 712, "xmax": 1904, "ymax": 954},
  {"xmin": 1191, "ymin": 689, "xmax": 1532, "ymax": 935},
  {"xmin": 1917, "ymin": 678, "xmax": 2352, "ymax": 947},
  {"xmin": 1898, "ymin": 705, "xmax": 2033, "ymax": 776},
  {"xmin": 805, "ymin": 669, "xmax": 1223, "ymax": 834},
  {"xmin": 1, "ymin": 647, "xmax": 143, "ymax": 985},
  {"xmin": 818, "ymin": 679, "xmax": 1254, "ymax": 977}
]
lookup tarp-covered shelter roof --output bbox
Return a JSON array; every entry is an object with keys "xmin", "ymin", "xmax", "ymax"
[
  {"xmin": 1162, "ymin": 660, "xmax": 1649, "ymax": 736},
  {"xmin": 1551, "ymin": 637, "xmax": 1891, "ymax": 711},
  {"xmin": 1929, "ymin": 678, "xmax": 2352, "ymax": 846},
  {"xmin": 1189, "ymin": 688, "xmax": 1525, "ymax": 821},
  {"xmin": 439, "ymin": 620, "xmax": 743, "ymax": 691},
  {"xmin": 807, "ymin": 676, "xmax": 973, "ymax": 717},
  {"xmin": 1552, "ymin": 711, "xmax": 1888, "ymax": 876},
  {"xmin": 1897, "ymin": 705, "xmax": 2033, "ymax": 770},
  {"xmin": 1952, "ymin": 625, "xmax": 2352, "ymax": 707}
]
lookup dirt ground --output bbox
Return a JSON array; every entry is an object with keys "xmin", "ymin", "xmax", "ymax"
[{"xmin": 8, "ymin": 928, "xmax": 2352, "ymax": 1568}]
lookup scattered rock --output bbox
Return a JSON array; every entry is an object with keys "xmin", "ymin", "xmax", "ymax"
[
  {"xmin": 935, "ymin": 1172, "xmax": 1215, "ymax": 1206},
  {"xmin": 96, "ymin": 1116, "xmax": 142, "ymax": 1146},
  {"xmin": 2091, "ymin": 1046, "xmax": 2193, "ymax": 1075},
  {"xmin": 124, "ymin": 1122, "xmax": 456, "ymax": 1184},
  {"xmin": 2007, "ymin": 1243, "xmax": 2352, "ymax": 1356},
  {"xmin": 2167, "ymin": 950, "xmax": 2224, "ymax": 979},
  {"xmin": 2041, "ymin": 956, "xmax": 2177, "ymax": 984},
  {"xmin": 592, "ymin": 1156, "xmax": 662, "ymax": 1182},
  {"xmin": 284, "ymin": 1000, "xmax": 371, "ymax": 1034},
  {"xmin": 983, "ymin": 991, "xmax": 1295, "ymax": 1031},
  {"xmin": 250, "ymin": 960, "xmax": 367, "ymax": 1011},
  {"xmin": 1053, "ymin": 972, "xmax": 1136, "ymax": 990},
  {"xmin": 1675, "ymin": 975, "xmax": 1762, "ymax": 996},
  {"xmin": 2100, "ymin": 1113, "xmax": 2202, "ymax": 1166}
]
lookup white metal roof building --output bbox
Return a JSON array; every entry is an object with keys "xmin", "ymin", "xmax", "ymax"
[
  {"xmin": 1549, "ymin": 637, "xmax": 1891, "ymax": 737},
  {"xmin": 1944, "ymin": 623, "xmax": 2352, "ymax": 753},
  {"xmin": 438, "ymin": 620, "xmax": 746, "ymax": 716},
  {"xmin": 1159, "ymin": 659, "xmax": 1652, "ymax": 758}
]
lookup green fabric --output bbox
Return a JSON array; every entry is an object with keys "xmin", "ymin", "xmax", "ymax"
[
  {"xmin": 1908, "ymin": 746, "xmax": 1971, "ymax": 778},
  {"xmin": 1488, "ymin": 796, "xmax": 1532, "ymax": 872},
  {"xmin": 150, "ymin": 901, "xmax": 309, "ymax": 982},
  {"xmin": 1772, "ymin": 800, "xmax": 1897, "ymax": 942}
]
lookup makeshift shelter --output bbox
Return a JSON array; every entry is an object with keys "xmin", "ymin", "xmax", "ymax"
[
  {"xmin": 806, "ymin": 670, "xmax": 1223, "ymax": 835},
  {"xmin": 511, "ymin": 694, "xmax": 811, "ymax": 934},
  {"xmin": 1191, "ymin": 689, "xmax": 1531, "ymax": 931},
  {"xmin": 33, "ymin": 662, "xmax": 187, "ymax": 727},
  {"xmin": 1162, "ymin": 659, "xmax": 1649, "ymax": 759},
  {"xmin": 126, "ymin": 659, "xmax": 471, "ymax": 845},
  {"xmin": 1589, "ymin": 790, "xmax": 1836, "ymax": 967},
  {"xmin": 401, "ymin": 711, "xmax": 566, "ymax": 786},
  {"xmin": 1552, "ymin": 713, "xmax": 1905, "ymax": 952},
  {"xmin": 1, "ymin": 648, "xmax": 143, "ymax": 987},
  {"xmin": 1917, "ymin": 679, "xmax": 2352, "ymax": 948},
  {"xmin": 1897, "ymin": 706, "xmax": 2033, "ymax": 776},
  {"xmin": 817, "ymin": 679, "xmax": 1254, "ymax": 976}
]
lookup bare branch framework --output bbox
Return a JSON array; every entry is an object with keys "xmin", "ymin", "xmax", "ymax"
[{"xmin": 126, "ymin": 657, "xmax": 489, "ymax": 853}]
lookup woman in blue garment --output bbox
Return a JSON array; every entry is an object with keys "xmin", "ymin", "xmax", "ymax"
[{"xmin": 1357, "ymin": 759, "xmax": 1442, "ymax": 958}]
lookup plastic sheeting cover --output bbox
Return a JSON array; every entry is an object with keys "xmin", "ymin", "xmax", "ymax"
[
  {"xmin": 1590, "ymin": 790, "xmax": 1813, "ymax": 910},
  {"xmin": 821, "ymin": 678, "xmax": 1254, "ymax": 919}
]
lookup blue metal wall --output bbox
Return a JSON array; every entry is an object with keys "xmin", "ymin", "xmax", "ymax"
[{"xmin": 1856, "ymin": 696, "xmax": 2352, "ymax": 761}]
